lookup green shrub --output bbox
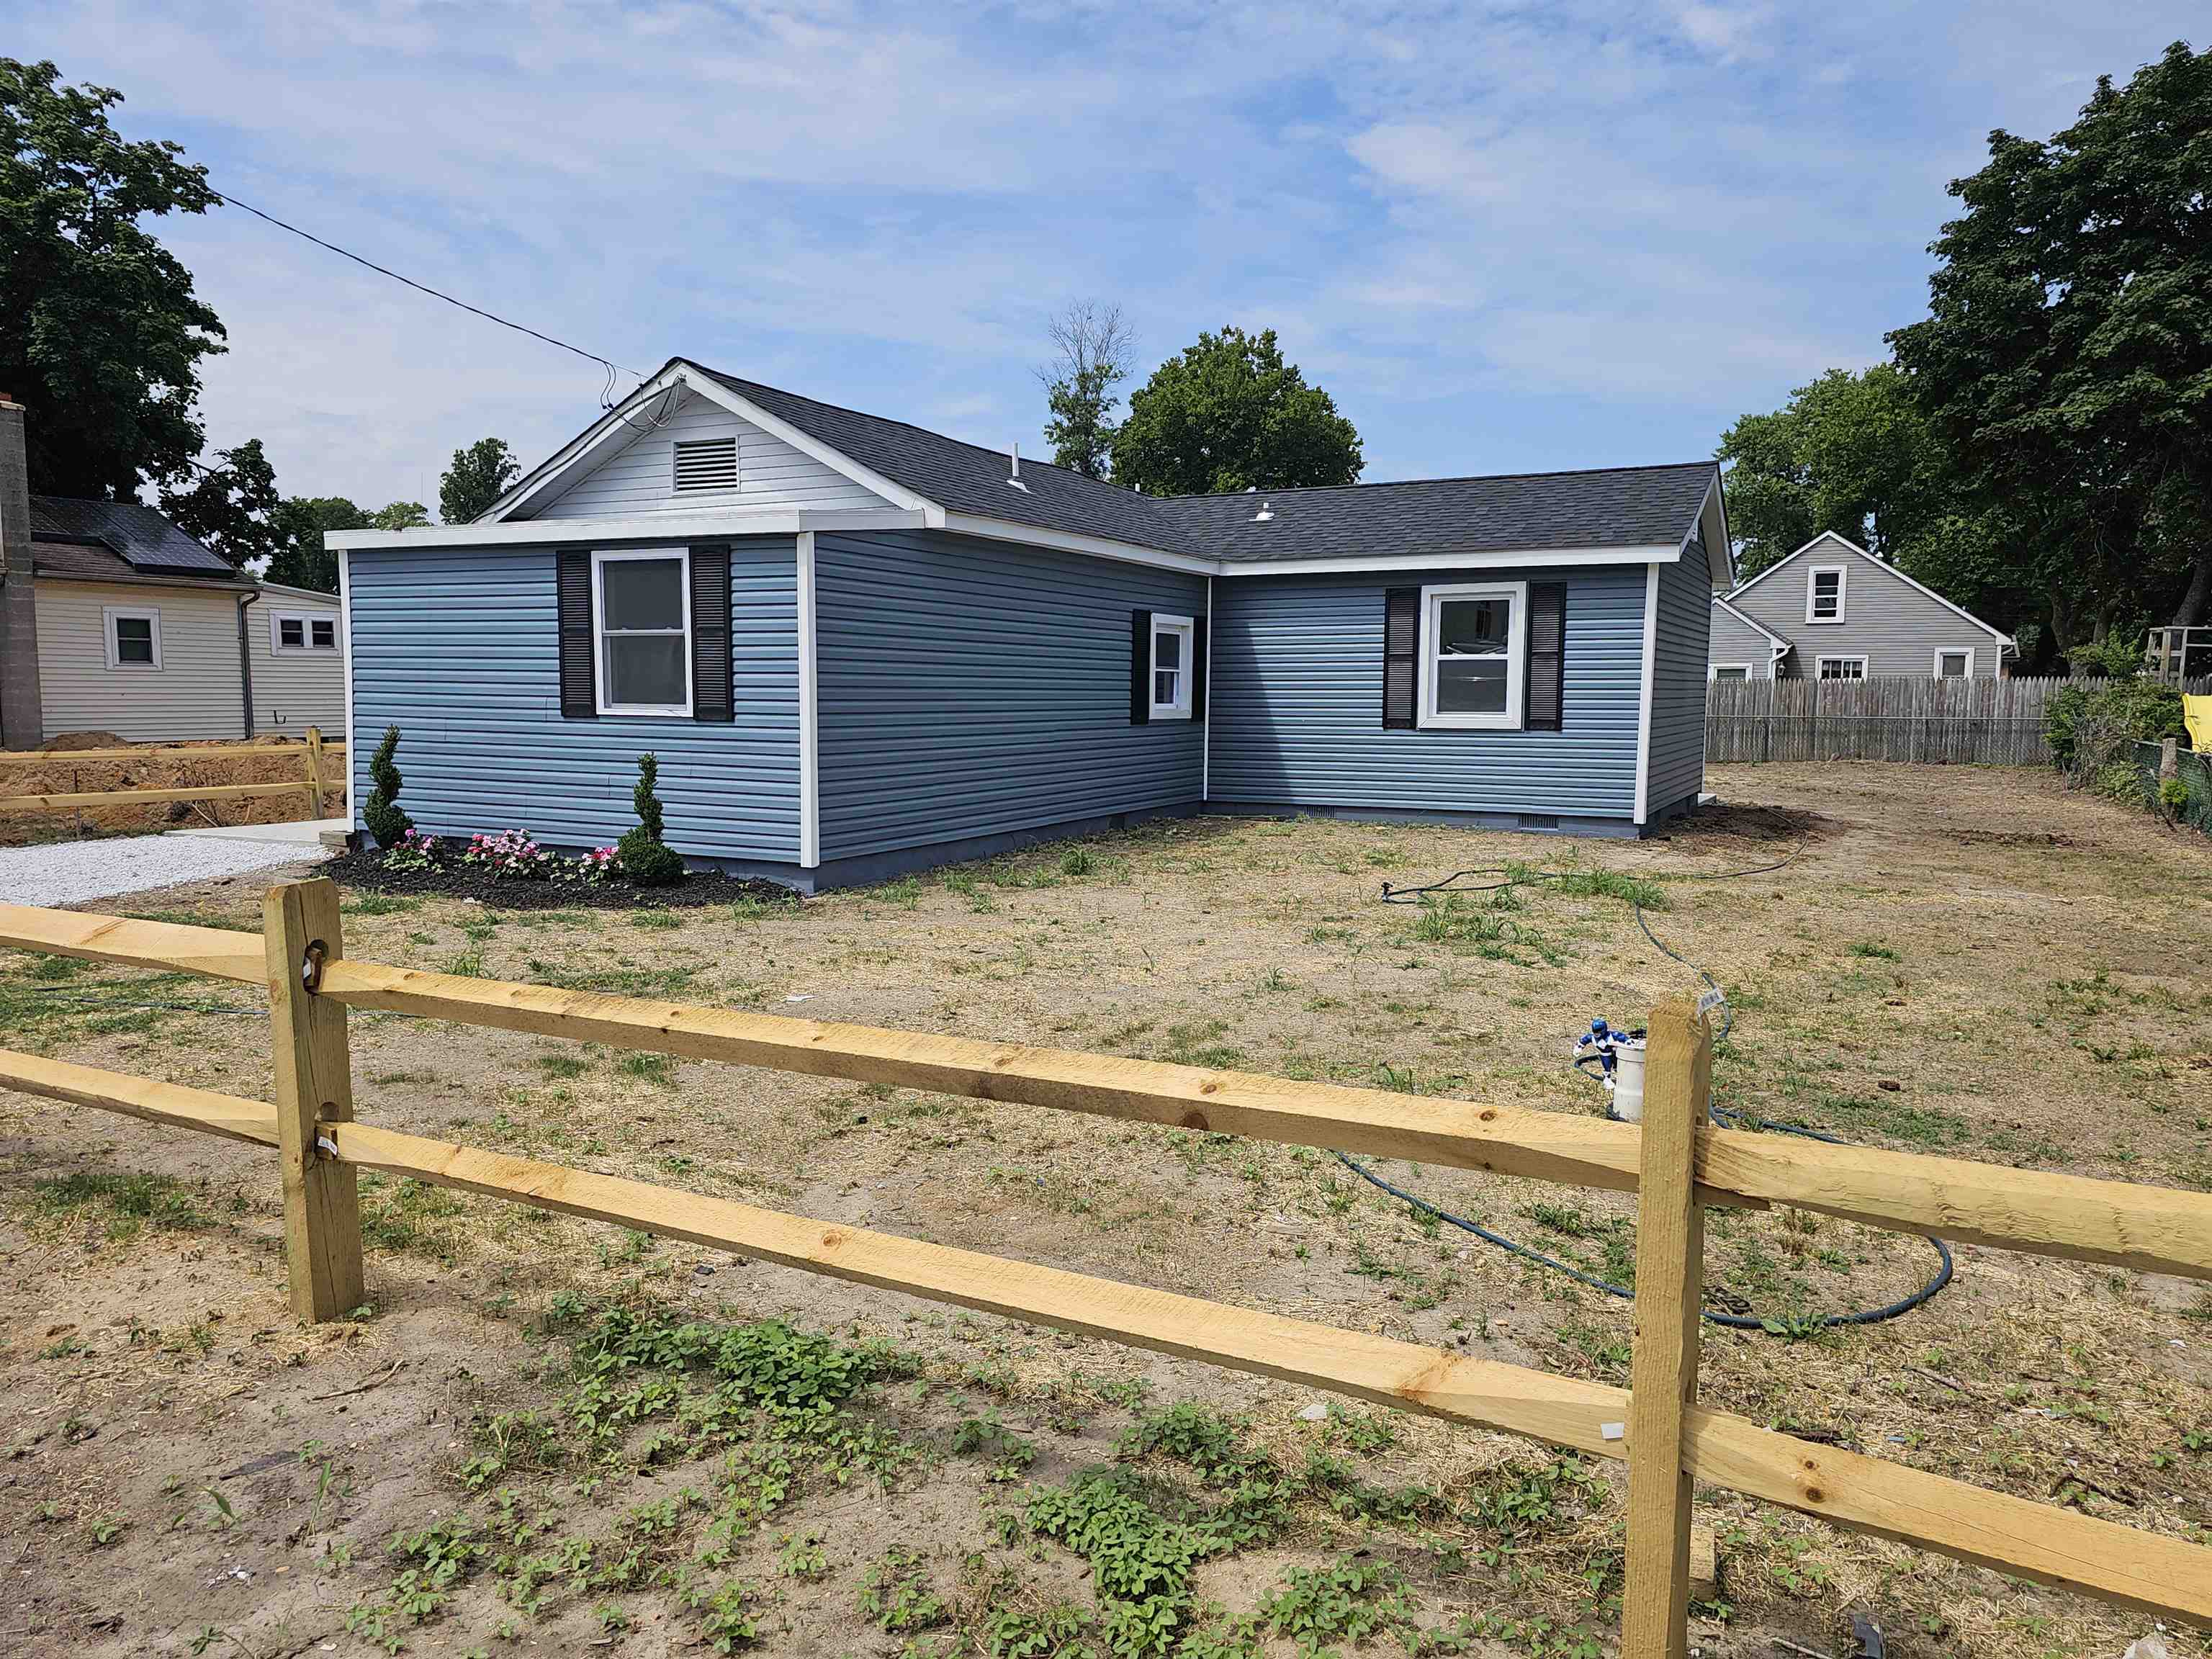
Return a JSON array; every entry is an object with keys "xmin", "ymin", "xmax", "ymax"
[
  {"xmin": 2047, "ymin": 676, "xmax": 2183, "ymax": 779},
  {"xmin": 2160, "ymin": 776, "xmax": 2191, "ymax": 819},
  {"xmin": 616, "ymin": 753, "xmax": 687, "ymax": 886},
  {"xmin": 362, "ymin": 725, "xmax": 413, "ymax": 847}
]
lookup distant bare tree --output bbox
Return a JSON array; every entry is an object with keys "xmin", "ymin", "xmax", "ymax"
[{"xmin": 1036, "ymin": 300, "xmax": 1134, "ymax": 480}]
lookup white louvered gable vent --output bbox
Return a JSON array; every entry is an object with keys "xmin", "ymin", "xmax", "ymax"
[{"xmin": 673, "ymin": 436, "xmax": 738, "ymax": 493}]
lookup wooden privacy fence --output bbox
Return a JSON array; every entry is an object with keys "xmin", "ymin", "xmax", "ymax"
[
  {"xmin": 0, "ymin": 727, "xmax": 343, "ymax": 819},
  {"xmin": 2, "ymin": 882, "xmax": 2211, "ymax": 1652},
  {"xmin": 1704, "ymin": 675, "xmax": 2212, "ymax": 765}
]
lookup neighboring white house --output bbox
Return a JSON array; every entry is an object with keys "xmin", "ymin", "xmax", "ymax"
[
  {"xmin": 247, "ymin": 581, "xmax": 346, "ymax": 736},
  {"xmin": 1712, "ymin": 531, "xmax": 2015, "ymax": 681}
]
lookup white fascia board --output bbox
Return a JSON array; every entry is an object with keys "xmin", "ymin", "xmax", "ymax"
[
  {"xmin": 326, "ymin": 507, "xmax": 927, "ymax": 551},
  {"xmin": 1690, "ymin": 470, "xmax": 1735, "ymax": 588},
  {"xmin": 677, "ymin": 365, "xmax": 934, "ymax": 516},
  {"xmin": 482, "ymin": 361, "xmax": 692, "ymax": 523},
  {"xmin": 1217, "ymin": 544, "xmax": 1679, "ymax": 577},
  {"xmin": 938, "ymin": 512, "xmax": 1218, "ymax": 575},
  {"xmin": 1708, "ymin": 469, "xmax": 1737, "ymax": 589}
]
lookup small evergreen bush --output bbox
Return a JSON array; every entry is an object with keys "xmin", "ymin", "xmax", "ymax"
[
  {"xmin": 616, "ymin": 752, "xmax": 687, "ymax": 886},
  {"xmin": 362, "ymin": 725, "xmax": 413, "ymax": 847}
]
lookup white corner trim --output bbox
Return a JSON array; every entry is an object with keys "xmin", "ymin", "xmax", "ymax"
[
  {"xmin": 325, "ymin": 507, "xmax": 927, "ymax": 551},
  {"xmin": 797, "ymin": 531, "xmax": 819, "ymax": 869},
  {"xmin": 338, "ymin": 549, "xmax": 357, "ymax": 833},
  {"xmin": 1633, "ymin": 563, "xmax": 1659, "ymax": 825}
]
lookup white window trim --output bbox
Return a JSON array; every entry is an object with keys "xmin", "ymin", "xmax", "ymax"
[
  {"xmin": 1815, "ymin": 655, "xmax": 1868, "ymax": 681},
  {"xmin": 1806, "ymin": 565, "xmax": 1847, "ymax": 624},
  {"xmin": 592, "ymin": 547, "xmax": 693, "ymax": 718},
  {"xmin": 102, "ymin": 605, "xmax": 162, "ymax": 670},
  {"xmin": 1148, "ymin": 612, "xmax": 1195, "ymax": 721},
  {"xmin": 1709, "ymin": 663, "xmax": 1753, "ymax": 681},
  {"xmin": 1933, "ymin": 647, "xmax": 1974, "ymax": 679},
  {"xmin": 1418, "ymin": 580, "xmax": 1527, "ymax": 731},
  {"xmin": 269, "ymin": 609, "xmax": 339, "ymax": 653}
]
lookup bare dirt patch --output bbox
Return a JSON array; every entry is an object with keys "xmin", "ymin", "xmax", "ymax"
[{"xmin": 1, "ymin": 763, "xmax": 2208, "ymax": 1658}]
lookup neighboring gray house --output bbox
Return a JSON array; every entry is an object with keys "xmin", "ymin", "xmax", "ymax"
[
  {"xmin": 331, "ymin": 358, "xmax": 1732, "ymax": 890},
  {"xmin": 1714, "ymin": 531, "xmax": 2015, "ymax": 681}
]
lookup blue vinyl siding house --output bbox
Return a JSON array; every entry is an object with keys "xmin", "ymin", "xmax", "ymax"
[{"xmin": 333, "ymin": 359, "xmax": 1731, "ymax": 889}]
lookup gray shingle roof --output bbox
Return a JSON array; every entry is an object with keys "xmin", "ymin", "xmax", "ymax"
[
  {"xmin": 696, "ymin": 363, "xmax": 1715, "ymax": 566},
  {"xmin": 29, "ymin": 495, "xmax": 235, "ymax": 575}
]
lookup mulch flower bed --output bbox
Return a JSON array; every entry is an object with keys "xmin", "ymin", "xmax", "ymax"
[{"xmin": 320, "ymin": 845, "xmax": 799, "ymax": 912}]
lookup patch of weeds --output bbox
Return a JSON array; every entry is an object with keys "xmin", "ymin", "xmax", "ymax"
[
  {"xmin": 858, "ymin": 1549, "xmax": 947, "ymax": 1631},
  {"xmin": 1464, "ymin": 1454, "xmax": 1603, "ymax": 1539},
  {"xmin": 616, "ymin": 1051, "xmax": 677, "ymax": 1087},
  {"xmin": 122, "ymin": 907, "xmax": 252, "ymax": 932},
  {"xmin": 984, "ymin": 1601, "xmax": 1101, "ymax": 1659},
  {"xmin": 1159, "ymin": 1020, "xmax": 1244, "ymax": 1071},
  {"xmin": 1322, "ymin": 1405, "xmax": 1398, "ymax": 1454},
  {"xmin": 441, "ymin": 943, "xmax": 488, "ymax": 979},
  {"xmin": 1813, "ymin": 1090, "xmax": 1969, "ymax": 1149},
  {"xmin": 877, "ymin": 876, "xmax": 923, "ymax": 910},
  {"xmin": 359, "ymin": 1172, "xmax": 467, "ymax": 1264},
  {"xmin": 953, "ymin": 1409, "xmax": 1039, "ymax": 1480},
  {"xmin": 775, "ymin": 1528, "xmax": 827, "ymax": 1578},
  {"xmin": 32, "ymin": 1169, "xmax": 210, "ymax": 1240},
  {"xmin": 631, "ymin": 909, "xmax": 683, "ymax": 931},
  {"xmin": 1259, "ymin": 1556, "xmax": 1414, "ymax": 1656},
  {"xmin": 535, "ymin": 1051, "xmax": 591, "ymax": 1080},
  {"xmin": 1060, "ymin": 846, "xmax": 1096, "ymax": 878},
  {"xmin": 1849, "ymin": 940, "xmax": 1900, "ymax": 961}
]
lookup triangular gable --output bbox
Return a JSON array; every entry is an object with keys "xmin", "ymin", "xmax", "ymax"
[
  {"xmin": 1726, "ymin": 531, "xmax": 2015, "ymax": 648},
  {"xmin": 483, "ymin": 360, "xmax": 929, "ymax": 524},
  {"xmin": 1712, "ymin": 592, "xmax": 1791, "ymax": 653}
]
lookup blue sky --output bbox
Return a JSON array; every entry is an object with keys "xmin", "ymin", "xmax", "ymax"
[{"xmin": 18, "ymin": 1, "xmax": 2206, "ymax": 511}]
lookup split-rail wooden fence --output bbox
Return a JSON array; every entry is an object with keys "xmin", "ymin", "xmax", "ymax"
[
  {"xmin": 1, "ymin": 879, "xmax": 2209, "ymax": 1654},
  {"xmin": 0, "ymin": 727, "xmax": 343, "ymax": 819},
  {"xmin": 1704, "ymin": 675, "xmax": 2212, "ymax": 765}
]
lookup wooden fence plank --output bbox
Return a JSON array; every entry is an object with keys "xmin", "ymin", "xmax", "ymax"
[
  {"xmin": 1, "ymin": 741, "xmax": 347, "ymax": 765},
  {"xmin": 0, "ymin": 904, "xmax": 267, "ymax": 983},
  {"xmin": 0, "ymin": 1047, "xmax": 279, "ymax": 1144},
  {"xmin": 0, "ymin": 781, "xmax": 318, "ymax": 812},
  {"xmin": 264, "ymin": 880, "xmax": 364, "ymax": 1321},
  {"xmin": 1622, "ymin": 1002, "xmax": 1712, "ymax": 1659},
  {"xmin": 310, "ymin": 956, "xmax": 2212, "ymax": 1281}
]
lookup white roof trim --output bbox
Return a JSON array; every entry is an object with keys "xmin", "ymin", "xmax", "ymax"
[
  {"xmin": 1689, "ymin": 469, "xmax": 1735, "ymax": 588},
  {"xmin": 328, "ymin": 507, "xmax": 928, "ymax": 551},
  {"xmin": 1712, "ymin": 592, "xmax": 1791, "ymax": 655},
  {"xmin": 1726, "ymin": 531, "xmax": 2015, "ymax": 650},
  {"xmin": 478, "ymin": 361, "xmax": 927, "ymax": 526},
  {"xmin": 1213, "ymin": 544, "xmax": 1679, "ymax": 577},
  {"xmin": 938, "ymin": 513, "xmax": 1217, "ymax": 575}
]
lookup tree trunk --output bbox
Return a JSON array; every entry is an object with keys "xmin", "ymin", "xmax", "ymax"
[{"xmin": 2172, "ymin": 551, "xmax": 2212, "ymax": 627}]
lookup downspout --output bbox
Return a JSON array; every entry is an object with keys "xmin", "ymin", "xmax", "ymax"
[{"xmin": 238, "ymin": 589, "xmax": 259, "ymax": 738}]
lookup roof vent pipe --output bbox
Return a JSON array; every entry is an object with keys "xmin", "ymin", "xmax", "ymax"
[
  {"xmin": 1007, "ymin": 441, "xmax": 1029, "ymax": 493},
  {"xmin": 1252, "ymin": 500, "xmax": 1274, "ymax": 522}
]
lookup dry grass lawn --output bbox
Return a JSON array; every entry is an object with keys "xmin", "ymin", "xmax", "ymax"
[{"xmin": 1, "ymin": 762, "xmax": 2208, "ymax": 1659}]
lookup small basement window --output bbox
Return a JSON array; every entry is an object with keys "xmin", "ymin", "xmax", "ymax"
[
  {"xmin": 103, "ymin": 606, "xmax": 161, "ymax": 670},
  {"xmin": 594, "ymin": 548, "xmax": 692, "ymax": 716},
  {"xmin": 1935, "ymin": 647, "xmax": 1972, "ymax": 678},
  {"xmin": 1817, "ymin": 655, "xmax": 1867, "ymax": 681},
  {"xmin": 1419, "ymin": 582, "xmax": 1526, "ymax": 729},
  {"xmin": 1710, "ymin": 664, "xmax": 1751, "ymax": 682},
  {"xmin": 271, "ymin": 611, "xmax": 339, "ymax": 652},
  {"xmin": 673, "ymin": 436, "xmax": 738, "ymax": 493},
  {"xmin": 1807, "ymin": 565, "xmax": 1846, "ymax": 623},
  {"xmin": 1149, "ymin": 613, "xmax": 1195, "ymax": 719}
]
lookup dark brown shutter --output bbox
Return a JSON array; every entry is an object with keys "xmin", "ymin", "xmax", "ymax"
[
  {"xmin": 689, "ymin": 544, "xmax": 733, "ymax": 722},
  {"xmin": 557, "ymin": 550, "xmax": 597, "ymax": 719},
  {"xmin": 1190, "ymin": 615, "xmax": 1208, "ymax": 721},
  {"xmin": 1526, "ymin": 582, "xmax": 1567, "ymax": 732},
  {"xmin": 1130, "ymin": 608, "xmax": 1152, "ymax": 724},
  {"xmin": 1382, "ymin": 587, "xmax": 1419, "ymax": 729}
]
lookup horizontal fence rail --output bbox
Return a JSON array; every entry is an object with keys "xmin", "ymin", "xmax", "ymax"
[
  {"xmin": 1704, "ymin": 675, "xmax": 2212, "ymax": 766},
  {"xmin": 0, "ymin": 728, "xmax": 343, "ymax": 817},
  {"xmin": 1, "ymin": 884, "xmax": 2210, "ymax": 1645}
]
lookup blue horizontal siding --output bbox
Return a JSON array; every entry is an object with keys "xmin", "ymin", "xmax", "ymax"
[
  {"xmin": 348, "ymin": 541, "xmax": 799, "ymax": 860},
  {"xmin": 816, "ymin": 529, "xmax": 1206, "ymax": 860},
  {"xmin": 1647, "ymin": 539, "xmax": 1711, "ymax": 817},
  {"xmin": 1208, "ymin": 566, "xmax": 1645, "ymax": 819}
]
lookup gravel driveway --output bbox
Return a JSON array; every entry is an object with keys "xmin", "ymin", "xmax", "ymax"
[{"xmin": 0, "ymin": 831, "xmax": 327, "ymax": 909}]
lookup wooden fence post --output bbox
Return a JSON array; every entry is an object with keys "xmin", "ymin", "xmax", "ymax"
[
  {"xmin": 1622, "ymin": 997, "xmax": 1714, "ymax": 1659},
  {"xmin": 304, "ymin": 727, "xmax": 326, "ymax": 817},
  {"xmin": 264, "ymin": 877, "xmax": 364, "ymax": 1321}
]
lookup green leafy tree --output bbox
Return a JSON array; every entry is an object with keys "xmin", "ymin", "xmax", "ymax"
[
  {"xmin": 362, "ymin": 725, "xmax": 412, "ymax": 847},
  {"xmin": 616, "ymin": 753, "xmax": 685, "ymax": 886},
  {"xmin": 263, "ymin": 496, "xmax": 367, "ymax": 592},
  {"xmin": 1035, "ymin": 302, "xmax": 1133, "ymax": 480},
  {"xmin": 1, "ymin": 58, "xmax": 223, "ymax": 497},
  {"xmin": 439, "ymin": 437, "xmax": 519, "ymax": 523},
  {"xmin": 1110, "ymin": 326, "xmax": 1362, "ymax": 496},
  {"xmin": 369, "ymin": 500, "xmax": 431, "ymax": 531},
  {"xmin": 158, "ymin": 438, "xmax": 281, "ymax": 567},
  {"xmin": 1890, "ymin": 41, "xmax": 2212, "ymax": 643}
]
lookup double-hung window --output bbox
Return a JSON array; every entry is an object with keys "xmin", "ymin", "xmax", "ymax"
[
  {"xmin": 1149, "ymin": 613, "xmax": 1195, "ymax": 720},
  {"xmin": 1807, "ymin": 566, "xmax": 1845, "ymax": 623},
  {"xmin": 1418, "ymin": 583, "xmax": 1526, "ymax": 729},
  {"xmin": 593, "ymin": 548, "xmax": 693, "ymax": 716},
  {"xmin": 104, "ymin": 606, "xmax": 161, "ymax": 669}
]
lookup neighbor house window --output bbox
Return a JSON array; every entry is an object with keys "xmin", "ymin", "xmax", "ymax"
[
  {"xmin": 1817, "ymin": 655, "xmax": 1866, "ymax": 681},
  {"xmin": 1419, "ymin": 582, "xmax": 1527, "ymax": 729},
  {"xmin": 1935, "ymin": 648, "xmax": 1972, "ymax": 678},
  {"xmin": 1807, "ymin": 566, "xmax": 1846, "ymax": 623},
  {"xmin": 271, "ymin": 611, "xmax": 339, "ymax": 652},
  {"xmin": 1149, "ymin": 613, "xmax": 1195, "ymax": 719},
  {"xmin": 1710, "ymin": 664, "xmax": 1751, "ymax": 682},
  {"xmin": 593, "ymin": 549, "xmax": 693, "ymax": 716},
  {"xmin": 102, "ymin": 606, "xmax": 161, "ymax": 670}
]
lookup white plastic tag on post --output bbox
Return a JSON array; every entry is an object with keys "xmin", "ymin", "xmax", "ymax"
[{"xmin": 1696, "ymin": 987, "xmax": 1727, "ymax": 1020}]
